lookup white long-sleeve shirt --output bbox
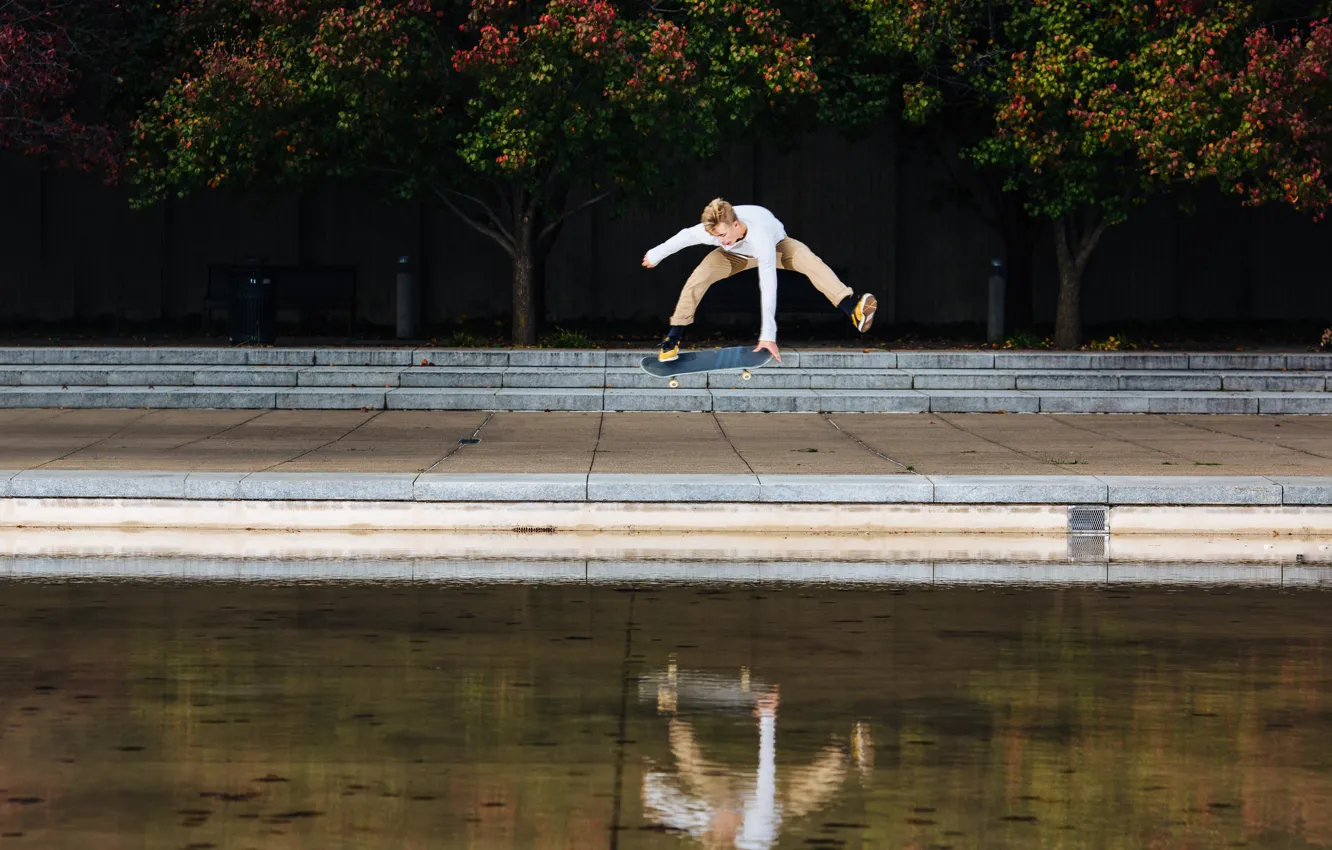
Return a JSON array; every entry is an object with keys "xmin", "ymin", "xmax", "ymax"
[
  {"xmin": 641, "ymin": 706, "xmax": 782, "ymax": 849},
  {"xmin": 646, "ymin": 205, "xmax": 786, "ymax": 342}
]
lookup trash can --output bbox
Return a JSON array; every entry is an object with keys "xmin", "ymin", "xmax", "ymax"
[{"xmin": 228, "ymin": 259, "xmax": 277, "ymax": 344}]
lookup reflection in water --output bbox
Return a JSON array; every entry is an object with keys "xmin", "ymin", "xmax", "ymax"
[
  {"xmin": 0, "ymin": 576, "xmax": 1331, "ymax": 849},
  {"xmin": 641, "ymin": 659, "xmax": 872, "ymax": 848}
]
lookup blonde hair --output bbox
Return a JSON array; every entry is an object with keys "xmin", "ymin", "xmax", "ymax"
[{"xmin": 701, "ymin": 198, "xmax": 737, "ymax": 234}]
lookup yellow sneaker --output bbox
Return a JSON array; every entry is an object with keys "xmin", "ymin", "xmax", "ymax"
[
  {"xmin": 657, "ymin": 338, "xmax": 680, "ymax": 362},
  {"xmin": 851, "ymin": 293, "xmax": 877, "ymax": 333}
]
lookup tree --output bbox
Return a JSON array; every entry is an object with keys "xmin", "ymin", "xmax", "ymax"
[
  {"xmin": 1136, "ymin": 11, "xmax": 1332, "ymax": 218},
  {"xmin": 842, "ymin": 0, "xmax": 1045, "ymax": 330},
  {"xmin": 0, "ymin": 0, "xmax": 147, "ymax": 174},
  {"xmin": 862, "ymin": 0, "xmax": 1261, "ymax": 348},
  {"xmin": 129, "ymin": 0, "xmax": 818, "ymax": 344}
]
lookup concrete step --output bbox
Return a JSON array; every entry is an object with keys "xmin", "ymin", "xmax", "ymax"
[
  {"xmin": 4, "ymin": 469, "xmax": 1329, "ymax": 507},
  {"xmin": 3, "ymin": 363, "xmax": 1329, "ymax": 392},
  {"xmin": 6, "ymin": 385, "xmax": 1332, "ymax": 413},
  {"xmin": 1, "ymin": 346, "xmax": 1330, "ymax": 371}
]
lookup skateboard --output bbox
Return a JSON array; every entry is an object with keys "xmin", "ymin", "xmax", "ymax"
[{"xmin": 640, "ymin": 345, "xmax": 773, "ymax": 388}]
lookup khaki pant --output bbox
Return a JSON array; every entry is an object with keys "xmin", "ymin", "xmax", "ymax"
[{"xmin": 668, "ymin": 238, "xmax": 854, "ymax": 327}]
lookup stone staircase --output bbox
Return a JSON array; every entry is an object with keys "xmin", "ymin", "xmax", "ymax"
[{"xmin": 1, "ymin": 347, "xmax": 1331, "ymax": 413}]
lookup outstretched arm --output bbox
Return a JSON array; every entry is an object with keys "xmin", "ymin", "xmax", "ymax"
[
  {"xmin": 756, "ymin": 249, "xmax": 778, "ymax": 343},
  {"xmin": 644, "ymin": 224, "xmax": 710, "ymax": 268}
]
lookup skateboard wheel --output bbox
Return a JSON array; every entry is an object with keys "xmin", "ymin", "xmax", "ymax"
[
  {"xmin": 668, "ymin": 379, "xmax": 680, "ymax": 389},
  {"xmin": 741, "ymin": 370, "xmax": 752, "ymax": 380}
]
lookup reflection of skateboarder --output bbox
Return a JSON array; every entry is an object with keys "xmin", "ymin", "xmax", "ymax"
[
  {"xmin": 642, "ymin": 198, "xmax": 878, "ymax": 364},
  {"xmin": 642, "ymin": 659, "xmax": 873, "ymax": 849}
]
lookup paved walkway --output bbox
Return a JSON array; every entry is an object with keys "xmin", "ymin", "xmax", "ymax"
[{"xmin": 4, "ymin": 408, "xmax": 1332, "ymax": 476}]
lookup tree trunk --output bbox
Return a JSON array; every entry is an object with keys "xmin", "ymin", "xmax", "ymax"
[
  {"xmin": 433, "ymin": 179, "xmax": 603, "ymax": 347},
  {"xmin": 511, "ymin": 216, "xmax": 537, "ymax": 346},
  {"xmin": 1053, "ymin": 227, "xmax": 1082, "ymax": 350},
  {"xmin": 1052, "ymin": 211, "xmax": 1110, "ymax": 350}
]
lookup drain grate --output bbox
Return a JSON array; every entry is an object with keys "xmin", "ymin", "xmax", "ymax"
[
  {"xmin": 1068, "ymin": 505, "xmax": 1109, "ymax": 535},
  {"xmin": 1067, "ymin": 534, "xmax": 1108, "ymax": 563}
]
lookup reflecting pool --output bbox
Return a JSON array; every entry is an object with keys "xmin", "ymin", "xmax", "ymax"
[{"xmin": 1, "ymin": 575, "xmax": 1330, "ymax": 849}]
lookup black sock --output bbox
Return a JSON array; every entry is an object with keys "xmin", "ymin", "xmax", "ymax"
[
  {"xmin": 837, "ymin": 295, "xmax": 856, "ymax": 317},
  {"xmin": 665, "ymin": 325, "xmax": 685, "ymax": 340}
]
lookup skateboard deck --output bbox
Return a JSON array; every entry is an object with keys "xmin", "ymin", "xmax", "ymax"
[{"xmin": 640, "ymin": 345, "xmax": 772, "ymax": 387}]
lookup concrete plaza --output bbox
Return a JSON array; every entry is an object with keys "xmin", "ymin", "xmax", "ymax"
[{"xmin": 3, "ymin": 408, "xmax": 1332, "ymax": 477}]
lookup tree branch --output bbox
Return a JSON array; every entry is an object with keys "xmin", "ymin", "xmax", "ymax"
[
  {"xmin": 445, "ymin": 187, "xmax": 514, "ymax": 242},
  {"xmin": 538, "ymin": 189, "xmax": 613, "ymax": 243},
  {"xmin": 1076, "ymin": 218, "xmax": 1110, "ymax": 269},
  {"xmin": 432, "ymin": 186, "xmax": 516, "ymax": 259}
]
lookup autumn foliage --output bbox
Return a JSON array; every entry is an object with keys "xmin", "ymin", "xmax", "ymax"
[
  {"xmin": 8, "ymin": 0, "xmax": 1332, "ymax": 345},
  {"xmin": 0, "ymin": 0, "xmax": 127, "ymax": 172}
]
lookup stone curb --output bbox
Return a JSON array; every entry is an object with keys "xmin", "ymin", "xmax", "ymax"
[
  {"xmin": 2, "ymin": 347, "xmax": 1331, "ymax": 371},
  {"xmin": 10, "ymin": 386, "xmax": 1332, "ymax": 413},
  {"xmin": 1, "ymin": 471, "xmax": 1329, "ymax": 505}
]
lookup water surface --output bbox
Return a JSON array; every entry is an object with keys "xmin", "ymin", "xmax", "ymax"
[{"xmin": 1, "ymin": 577, "xmax": 1330, "ymax": 849}]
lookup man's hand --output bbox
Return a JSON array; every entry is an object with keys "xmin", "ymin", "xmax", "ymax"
[
  {"xmin": 641, "ymin": 253, "xmax": 655, "ymax": 269},
  {"xmin": 753, "ymin": 340, "xmax": 781, "ymax": 362}
]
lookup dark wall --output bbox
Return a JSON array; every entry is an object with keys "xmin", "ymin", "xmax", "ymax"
[{"xmin": 2, "ymin": 119, "xmax": 1330, "ymax": 332}]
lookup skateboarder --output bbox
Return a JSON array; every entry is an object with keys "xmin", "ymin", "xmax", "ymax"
[{"xmin": 642, "ymin": 198, "xmax": 877, "ymax": 362}]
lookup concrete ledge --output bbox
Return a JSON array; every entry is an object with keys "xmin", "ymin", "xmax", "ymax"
[
  {"xmin": 708, "ymin": 370, "xmax": 809, "ymax": 389},
  {"xmin": 605, "ymin": 350, "xmax": 655, "ymax": 368},
  {"xmin": 1256, "ymin": 394, "xmax": 1332, "ymax": 414},
  {"xmin": 10, "ymin": 470, "xmax": 188, "ymax": 498},
  {"xmin": 712, "ymin": 389, "xmax": 822, "ymax": 412},
  {"xmin": 805, "ymin": 370, "xmax": 912, "ymax": 390},
  {"xmin": 1190, "ymin": 353, "xmax": 1287, "ymax": 370},
  {"xmin": 756, "ymin": 474, "xmax": 933, "ymax": 502},
  {"xmin": 815, "ymin": 390, "xmax": 929, "ymax": 413},
  {"xmin": 1120, "ymin": 373, "xmax": 1221, "ymax": 391},
  {"xmin": 203, "ymin": 367, "xmax": 301, "ymax": 387},
  {"xmin": 927, "ymin": 390, "xmax": 1038, "ymax": 413},
  {"xmin": 315, "ymin": 349, "xmax": 414, "ymax": 367},
  {"xmin": 910, "ymin": 371, "xmax": 1016, "ymax": 390},
  {"xmin": 1269, "ymin": 477, "xmax": 1332, "ymax": 506},
  {"xmin": 166, "ymin": 388, "xmax": 277, "ymax": 409},
  {"xmin": 503, "ymin": 368, "xmax": 607, "ymax": 388},
  {"xmin": 1100, "ymin": 475, "xmax": 1283, "ymax": 505},
  {"xmin": 412, "ymin": 349, "xmax": 509, "ymax": 368},
  {"xmin": 604, "ymin": 389, "xmax": 712, "ymax": 412},
  {"xmin": 492, "ymin": 388, "xmax": 604, "ymax": 411},
  {"xmin": 398, "ymin": 368, "xmax": 503, "ymax": 388},
  {"xmin": 296, "ymin": 368, "xmax": 401, "ymax": 388},
  {"xmin": 1018, "ymin": 373, "xmax": 1119, "ymax": 391},
  {"xmin": 1288, "ymin": 354, "xmax": 1332, "ymax": 371},
  {"xmin": 1144, "ymin": 392, "xmax": 1260, "ymax": 414},
  {"xmin": 797, "ymin": 352, "xmax": 897, "ymax": 369},
  {"xmin": 184, "ymin": 472, "xmax": 246, "ymax": 500},
  {"xmin": 386, "ymin": 388, "xmax": 498, "ymax": 410},
  {"xmin": 589, "ymin": 473, "xmax": 760, "ymax": 502},
  {"xmin": 245, "ymin": 349, "xmax": 317, "ymax": 366},
  {"xmin": 6, "ymin": 472, "xmax": 1332, "ymax": 507},
  {"xmin": 275, "ymin": 388, "xmax": 387, "ymax": 410},
  {"xmin": 414, "ymin": 473, "xmax": 587, "ymax": 502},
  {"xmin": 930, "ymin": 475, "xmax": 1107, "ymax": 504},
  {"xmin": 1038, "ymin": 393, "xmax": 1149, "ymax": 414},
  {"xmin": 898, "ymin": 352, "xmax": 994, "ymax": 369},
  {"xmin": 14, "ymin": 382, "xmax": 1332, "ymax": 413},
  {"xmin": 605, "ymin": 368, "xmax": 707, "ymax": 389},
  {"xmin": 507, "ymin": 350, "xmax": 606, "ymax": 368},
  {"xmin": 239, "ymin": 472, "xmax": 416, "ymax": 501},
  {"xmin": 934, "ymin": 562, "xmax": 1110, "ymax": 583},
  {"xmin": 0, "ymin": 387, "xmax": 177, "ymax": 408},
  {"xmin": 1222, "ymin": 374, "xmax": 1327, "ymax": 392}
]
